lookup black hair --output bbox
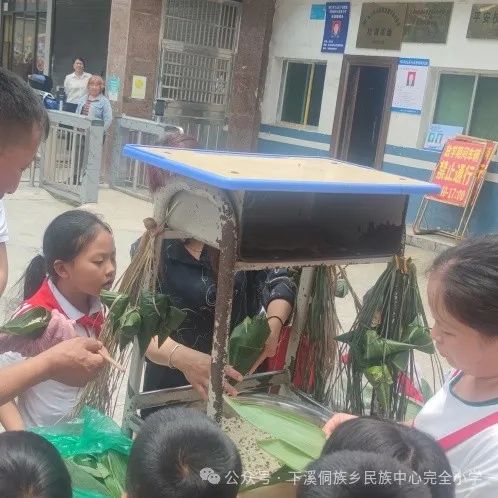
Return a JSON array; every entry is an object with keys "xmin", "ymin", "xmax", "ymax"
[
  {"xmin": 72, "ymin": 56, "xmax": 86, "ymax": 67},
  {"xmin": 429, "ymin": 235, "xmax": 498, "ymax": 338},
  {"xmin": 322, "ymin": 418, "xmax": 454, "ymax": 498},
  {"xmin": 23, "ymin": 210, "xmax": 112, "ymax": 299},
  {"xmin": 298, "ymin": 450, "xmax": 432, "ymax": 498},
  {"xmin": 0, "ymin": 431, "xmax": 72, "ymax": 498},
  {"xmin": 126, "ymin": 407, "xmax": 242, "ymax": 498},
  {"xmin": 0, "ymin": 67, "xmax": 49, "ymax": 145}
]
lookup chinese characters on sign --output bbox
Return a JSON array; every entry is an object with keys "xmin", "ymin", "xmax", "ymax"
[
  {"xmin": 426, "ymin": 139, "xmax": 487, "ymax": 207},
  {"xmin": 392, "ymin": 58, "xmax": 429, "ymax": 114},
  {"xmin": 322, "ymin": 2, "xmax": 351, "ymax": 53},
  {"xmin": 356, "ymin": 3, "xmax": 408, "ymax": 50},
  {"xmin": 467, "ymin": 4, "xmax": 498, "ymax": 39},
  {"xmin": 403, "ymin": 2, "xmax": 453, "ymax": 43}
]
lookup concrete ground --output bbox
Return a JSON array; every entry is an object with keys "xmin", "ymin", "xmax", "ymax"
[{"xmin": 2, "ymin": 182, "xmax": 445, "ymax": 424}]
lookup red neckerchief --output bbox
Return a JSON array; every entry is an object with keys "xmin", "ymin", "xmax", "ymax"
[{"xmin": 25, "ymin": 279, "xmax": 104, "ymax": 336}]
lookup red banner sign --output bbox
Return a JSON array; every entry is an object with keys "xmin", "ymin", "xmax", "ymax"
[{"xmin": 426, "ymin": 138, "xmax": 487, "ymax": 207}]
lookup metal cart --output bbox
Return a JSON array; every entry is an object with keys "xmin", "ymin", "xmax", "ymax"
[{"xmin": 119, "ymin": 146, "xmax": 439, "ymax": 436}]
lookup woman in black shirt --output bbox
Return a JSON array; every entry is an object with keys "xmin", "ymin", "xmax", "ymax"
[{"xmin": 143, "ymin": 238, "xmax": 295, "ymax": 415}]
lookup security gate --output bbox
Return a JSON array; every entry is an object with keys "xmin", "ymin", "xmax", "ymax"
[{"xmin": 158, "ymin": 0, "xmax": 241, "ymax": 149}]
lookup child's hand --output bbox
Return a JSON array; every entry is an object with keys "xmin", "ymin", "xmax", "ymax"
[{"xmin": 0, "ymin": 309, "xmax": 76, "ymax": 357}]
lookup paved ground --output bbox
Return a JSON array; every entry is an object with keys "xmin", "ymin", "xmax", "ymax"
[{"xmin": 2, "ymin": 182, "xmax": 445, "ymax": 424}]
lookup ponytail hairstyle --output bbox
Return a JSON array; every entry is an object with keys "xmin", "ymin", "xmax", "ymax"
[
  {"xmin": 0, "ymin": 431, "xmax": 72, "ymax": 498},
  {"xmin": 23, "ymin": 210, "xmax": 112, "ymax": 299},
  {"xmin": 429, "ymin": 235, "xmax": 498, "ymax": 339}
]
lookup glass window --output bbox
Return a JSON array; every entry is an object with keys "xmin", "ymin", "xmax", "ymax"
[
  {"xmin": 469, "ymin": 77, "xmax": 498, "ymax": 142},
  {"xmin": 280, "ymin": 61, "xmax": 326, "ymax": 127},
  {"xmin": 432, "ymin": 73, "xmax": 498, "ymax": 142},
  {"xmin": 433, "ymin": 74, "xmax": 474, "ymax": 128}
]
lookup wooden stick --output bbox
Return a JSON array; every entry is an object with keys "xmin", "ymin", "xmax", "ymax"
[{"xmin": 98, "ymin": 350, "xmax": 126, "ymax": 373}]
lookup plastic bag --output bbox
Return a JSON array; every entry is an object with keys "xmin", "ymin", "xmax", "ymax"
[
  {"xmin": 32, "ymin": 406, "xmax": 131, "ymax": 458},
  {"xmin": 73, "ymin": 489, "xmax": 107, "ymax": 498}
]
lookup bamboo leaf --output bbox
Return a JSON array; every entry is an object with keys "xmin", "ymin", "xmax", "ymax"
[
  {"xmin": 225, "ymin": 397, "xmax": 325, "ymax": 459},
  {"xmin": 229, "ymin": 316, "xmax": 270, "ymax": 376},
  {"xmin": 391, "ymin": 351, "xmax": 409, "ymax": 372},
  {"xmin": 117, "ymin": 308, "xmax": 141, "ymax": 352},
  {"xmin": 335, "ymin": 279, "xmax": 349, "ymax": 299},
  {"xmin": 106, "ymin": 451, "xmax": 127, "ymax": 493},
  {"xmin": 364, "ymin": 365, "xmax": 393, "ymax": 412},
  {"xmin": 65, "ymin": 459, "xmax": 109, "ymax": 496},
  {"xmin": 257, "ymin": 439, "xmax": 312, "ymax": 471},
  {"xmin": 163, "ymin": 306, "xmax": 186, "ymax": 332},
  {"xmin": 420, "ymin": 378, "xmax": 434, "ymax": 402},
  {"xmin": 139, "ymin": 290, "xmax": 168, "ymax": 337},
  {"xmin": 0, "ymin": 307, "xmax": 51, "ymax": 337},
  {"xmin": 100, "ymin": 291, "xmax": 129, "ymax": 330}
]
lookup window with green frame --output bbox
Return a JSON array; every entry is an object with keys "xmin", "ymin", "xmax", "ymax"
[
  {"xmin": 432, "ymin": 73, "xmax": 498, "ymax": 142},
  {"xmin": 279, "ymin": 61, "xmax": 326, "ymax": 127}
]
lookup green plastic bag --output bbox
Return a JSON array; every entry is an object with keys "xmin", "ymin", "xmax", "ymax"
[
  {"xmin": 32, "ymin": 407, "xmax": 132, "ymax": 458},
  {"xmin": 73, "ymin": 489, "xmax": 108, "ymax": 498}
]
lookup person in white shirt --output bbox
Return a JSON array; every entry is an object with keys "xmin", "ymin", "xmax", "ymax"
[
  {"xmin": 323, "ymin": 236, "xmax": 498, "ymax": 498},
  {"xmin": 63, "ymin": 57, "xmax": 91, "ymax": 112},
  {"xmin": 0, "ymin": 209, "xmax": 116, "ymax": 429},
  {"xmin": 0, "ymin": 68, "xmax": 106, "ymax": 408}
]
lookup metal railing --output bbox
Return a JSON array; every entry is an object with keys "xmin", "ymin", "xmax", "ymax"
[
  {"xmin": 110, "ymin": 114, "xmax": 227, "ymax": 200},
  {"xmin": 39, "ymin": 111, "xmax": 104, "ymax": 205},
  {"xmin": 110, "ymin": 116, "xmax": 182, "ymax": 201}
]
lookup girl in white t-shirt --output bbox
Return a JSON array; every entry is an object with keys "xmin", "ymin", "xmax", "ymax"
[
  {"xmin": 0, "ymin": 209, "xmax": 116, "ymax": 429},
  {"xmin": 324, "ymin": 236, "xmax": 498, "ymax": 497}
]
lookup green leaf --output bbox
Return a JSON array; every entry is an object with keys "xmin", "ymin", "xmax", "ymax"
[
  {"xmin": 100, "ymin": 291, "xmax": 129, "ymax": 330},
  {"xmin": 335, "ymin": 279, "xmax": 349, "ymax": 299},
  {"xmin": 406, "ymin": 323, "xmax": 435, "ymax": 354},
  {"xmin": 257, "ymin": 439, "xmax": 312, "ymax": 471},
  {"xmin": 65, "ymin": 459, "xmax": 109, "ymax": 496},
  {"xmin": 139, "ymin": 290, "xmax": 168, "ymax": 337},
  {"xmin": 228, "ymin": 316, "xmax": 271, "ymax": 376},
  {"xmin": 334, "ymin": 330, "xmax": 355, "ymax": 344},
  {"xmin": 1, "ymin": 307, "xmax": 51, "ymax": 337},
  {"xmin": 225, "ymin": 396, "xmax": 325, "ymax": 460},
  {"xmin": 163, "ymin": 306, "xmax": 186, "ymax": 332},
  {"xmin": 106, "ymin": 451, "xmax": 127, "ymax": 493},
  {"xmin": 118, "ymin": 308, "xmax": 141, "ymax": 352},
  {"xmin": 157, "ymin": 306, "xmax": 186, "ymax": 348},
  {"xmin": 420, "ymin": 378, "xmax": 434, "ymax": 402},
  {"xmin": 364, "ymin": 364, "xmax": 393, "ymax": 412},
  {"xmin": 391, "ymin": 351, "xmax": 409, "ymax": 372}
]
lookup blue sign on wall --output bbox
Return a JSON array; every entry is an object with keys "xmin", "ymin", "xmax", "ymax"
[
  {"xmin": 310, "ymin": 4, "xmax": 326, "ymax": 20},
  {"xmin": 321, "ymin": 2, "xmax": 350, "ymax": 53}
]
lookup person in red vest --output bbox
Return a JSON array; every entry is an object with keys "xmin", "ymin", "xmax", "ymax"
[{"xmin": 0, "ymin": 210, "xmax": 115, "ymax": 429}]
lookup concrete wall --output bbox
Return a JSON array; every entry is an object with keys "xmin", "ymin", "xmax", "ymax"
[{"xmin": 258, "ymin": 0, "xmax": 498, "ymax": 235}]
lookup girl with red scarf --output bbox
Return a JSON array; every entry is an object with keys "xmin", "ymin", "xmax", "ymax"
[{"xmin": 0, "ymin": 210, "xmax": 116, "ymax": 429}]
